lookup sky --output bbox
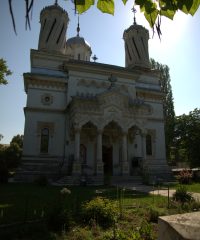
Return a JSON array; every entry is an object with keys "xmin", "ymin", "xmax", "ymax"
[{"xmin": 0, "ymin": 0, "xmax": 200, "ymax": 144}]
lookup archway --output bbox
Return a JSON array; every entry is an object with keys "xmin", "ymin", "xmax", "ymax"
[{"xmin": 102, "ymin": 121, "xmax": 122, "ymax": 176}]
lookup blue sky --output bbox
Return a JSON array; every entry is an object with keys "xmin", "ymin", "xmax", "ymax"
[{"xmin": 0, "ymin": 0, "xmax": 200, "ymax": 144}]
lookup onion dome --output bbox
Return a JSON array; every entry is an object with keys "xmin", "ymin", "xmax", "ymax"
[{"xmin": 65, "ymin": 16, "xmax": 92, "ymax": 61}]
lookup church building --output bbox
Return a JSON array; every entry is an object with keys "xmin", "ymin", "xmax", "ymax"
[{"xmin": 18, "ymin": 2, "xmax": 170, "ymax": 184}]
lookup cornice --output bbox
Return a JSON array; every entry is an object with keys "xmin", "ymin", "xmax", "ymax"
[
  {"xmin": 136, "ymin": 88, "xmax": 164, "ymax": 101},
  {"xmin": 63, "ymin": 60, "xmax": 160, "ymax": 80},
  {"xmin": 23, "ymin": 73, "xmax": 67, "ymax": 92},
  {"xmin": 24, "ymin": 107, "xmax": 65, "ymax": 114}
]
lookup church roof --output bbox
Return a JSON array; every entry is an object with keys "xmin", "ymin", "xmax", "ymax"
[
  {"xmin": 40, "ymin": 3, "xmax": 67, "ymax": 16},
  {"xmin": 66, "ymin": 36, "xmax": 91, "ymax": 52}
]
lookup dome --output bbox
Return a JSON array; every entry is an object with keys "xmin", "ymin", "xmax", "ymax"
[
  {"xmin": 65, "ymin": 35, "xmax": 92, "ymax": 61},
  {"xmin": 66, "ymin": 36, "xmax": 91, "ymax": 52}
]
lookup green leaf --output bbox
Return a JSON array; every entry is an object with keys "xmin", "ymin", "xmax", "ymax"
[
  {"xmin": 159, "ymin": 0, "xmax": 177, "ymax": 20},
  {"xmin": 75, "ymin": 0, "xmax": 95, "ymax": 14},
  {"xmin": 144, "ymin": 9, "xmax": 158, "ymax": 27},
  {"xmin": 97, "ymin": 0, "xmax": 115, "ymax": 15},
  {"xmin": 177, "ymin": 0, "xmax": 200, "ymax": 16},
  {"xmin": 189, "ymin": 0, "xmax": 200, "ymax": 15},
  {"xmin": 139, "ymin": 0, "xmax": 159, "ymax": 27},
  {"xmin": 160, "ymin": 9, "xmax": 176, "ymax": 20},
  {"xmin": 122, "ymin": 0, "xmax": 128, "ymax": 5}
]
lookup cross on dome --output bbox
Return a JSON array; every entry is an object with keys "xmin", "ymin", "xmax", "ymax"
[
  {"xmin": 77, "ymin": 14, "xmax": 80, "ymax": 36},
  {"xmin": 132, "ymin": 6, "xmax": 137, "ymax": 25}
]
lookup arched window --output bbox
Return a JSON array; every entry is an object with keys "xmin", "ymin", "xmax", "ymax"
[
  {"xmin": 146, "ymin": 134, "xmax": 152, "ymax": 155},
  {"xmin": 80, "ymin": 144, "xmax": 86, "ymax": 164},
  {"xmin": 78, "ymin": 53, "xmax": 80, "ymax": 60},
  {"xmin": 40, "ymin": 128, "xmax": 49, "ymax": 153}
]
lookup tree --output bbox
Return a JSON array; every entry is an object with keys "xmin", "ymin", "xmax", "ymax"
[
  {"xmin": 8, "ymin": 0, "xmax": 200, "ymax": 37},
  {"xmin": 5, "ymin": 134, "xmax": 23, "ymax": 169},
  {"xmin": 0, "ymin": 58, "xmax": 12, "ymax": 85},
  {"xmin": 10, "ymin": 134, "xmax": 23, "ymax": 148},
  {"xmin": 174, "ymin": 109, "xmax": 200, "ymax": 167},
  {"xmin": 150, "ymin": 59, "xmax": 175, "ymax": 163},
  {"xmin": 0, "ymin": 134, "xmax": 24, "ymax": 169}
]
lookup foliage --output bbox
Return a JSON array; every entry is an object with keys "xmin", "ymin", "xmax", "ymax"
[
  {"xmin": 0, "ymin": 58, "xmax": 12, "ymax": 85},
  {"xmin": 150, "ymin": 59, "xmax": 175, "ymax": 163},
  {"xmin": 174, "ymin": 108, "xmax": 200, "ymax": 167},
  {"xmin": 10, "ymin": 134, "xmax": 23, "ymax": 148},
  {"xmin": 73, "ymin": 0, "xmax": 200, "ymax": 38},
  {"xmin": 5, "ymin": 142, "xmax": 22, "ymax": 169},
  {"xmin": 132, "ymin": 220, "xmax": 155, "ymax": 240},
  {"xmin": 82, "ymin": 197, "xmax": 119, "ymax": 228},
  {"xmin": 176, "ymin": 169, "xmax": 193, "ymax": 184},
  {"xmin": 7, "ymin": 1, "xmax": 200, "ymax": 38},
  {"xmin": 147, "ymin": 207, "xmax": 162, "ymax": 223},
  {"xmin": 2, "ymin": 184, "xmax": 200, "ymax": 239},
  {"xmin": 0, "ymin": 134, "xmax": 23, "ymax": 169},
  {"xmin": 173, "ymin": 185, "xmax": 193, "ymax": 204}
]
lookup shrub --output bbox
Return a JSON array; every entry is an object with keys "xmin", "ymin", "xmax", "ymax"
[
  {"xmin": 147, "ymin": 208, "xmax": 159, "ymax": 223},
  {"xmin": 173, "ymin": 185, "xmax": 193, "ymax": 204},
  {"xmin": 176, "ymin": 169, "xmax": 193, "ymax": 184},
  {"xmin": 82, "ymin": 197, "xmax": 119, "ymax": 228},
  {"xmin": 132, "ymin": 221, "xmax": 155, "ymax": 240}
]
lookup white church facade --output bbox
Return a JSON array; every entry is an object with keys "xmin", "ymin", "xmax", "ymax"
[{"xmin": 18, "ymin": 2, "xmax": 170, "ymax": 184}]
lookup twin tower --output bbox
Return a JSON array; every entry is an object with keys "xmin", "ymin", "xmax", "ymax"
[{"xmin": 38, "ymin": 2, "xmax": 150, "ymax": 69}]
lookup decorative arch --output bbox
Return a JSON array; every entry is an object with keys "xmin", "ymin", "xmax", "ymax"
[
  {"xmin": 102, "ymin": 117, "xmax": 123, "ymax": 130},
  {"xmin": 79, "ymin": 117, "xmax": 98, "ymax": 129}
]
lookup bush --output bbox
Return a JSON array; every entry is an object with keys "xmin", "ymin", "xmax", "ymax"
[
  {"xmin": 176, "ymin": 169, "xmax": 193, "ymax": 184},
  {"xmin": 147, "ymin": 207, "xmax": 162, "ymax": 223},
  {"xmin": 82, "ymin": 197, "xmax": 119, "ymax": 228},
  {"xmin": 173, "ymin": 185, "xmax": 193, "ymax": 204},
  {"xmin": 132, "ymin": 221, "xmax": 155, "ymax": 240}
]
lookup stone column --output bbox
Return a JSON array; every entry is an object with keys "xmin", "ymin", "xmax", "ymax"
[
  {"xmin": 141, "ymin": 131, "xmax": 146, "ymax": 169},
  {"xmin": 122, "ymin": 131, "xmax": 129, "ymax": 175},
  {"xmin": 73, "ymin": 128, "xmax": 81, "ymax": 175},
  {"xmin": 96, "ymin": 129, "xmax": 104, "ymax": 175}
]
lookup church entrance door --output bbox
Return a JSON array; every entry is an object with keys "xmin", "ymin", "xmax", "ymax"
[{"xmin": 103, "ymin": 145, "xmax": 113, "ymax": 176}]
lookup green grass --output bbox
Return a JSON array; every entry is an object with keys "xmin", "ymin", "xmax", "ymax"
[
  {"xmin": 168, "ymin": 182, "xmax": 200, "ymax": 193},
  {"xmin": 0, "ymin": 183, "xmax": 200, "ymax": 239}
]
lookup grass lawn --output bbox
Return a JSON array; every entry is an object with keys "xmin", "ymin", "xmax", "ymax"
[
  {"xmin": 0, "ymin": 182, "xmax": 200, "ymax": 240},
  {"xmin": 168, "ymin": 182, "xmax": 200, "ymax": 193}
]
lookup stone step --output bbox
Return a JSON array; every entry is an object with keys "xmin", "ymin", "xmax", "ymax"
[{"xmin": 111, "ymin": 176, "xmax": 142, "ymax": 184}]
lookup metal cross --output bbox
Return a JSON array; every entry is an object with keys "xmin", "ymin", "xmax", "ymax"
[
  {"xmin": 132, "ymin": 7, "xmax": 137, "ymax": 25},
  {"xmin": 92, "ymin": 54, "xmax": 98, "ymax": 62}
]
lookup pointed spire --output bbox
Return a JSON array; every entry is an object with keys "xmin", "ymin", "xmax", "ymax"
[
  {"xmin": 132, "ymin": 7, "xmax": 137, "ymax": 25},
  {"xmin": 77, "ymin": 14, "xmax": 80, "ymax": 36},
  {"xmin": 55, "ymin": 0, "xmax": 58, "ymax": 6}
]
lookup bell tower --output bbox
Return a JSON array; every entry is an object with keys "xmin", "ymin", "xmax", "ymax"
[
  {"xmin": 123, "ymin": 8, "xmax": 150, "ymax": 69},
  {"xmin": 38, "ymin": 1, "xmax": 69, "ymax": 54}
]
